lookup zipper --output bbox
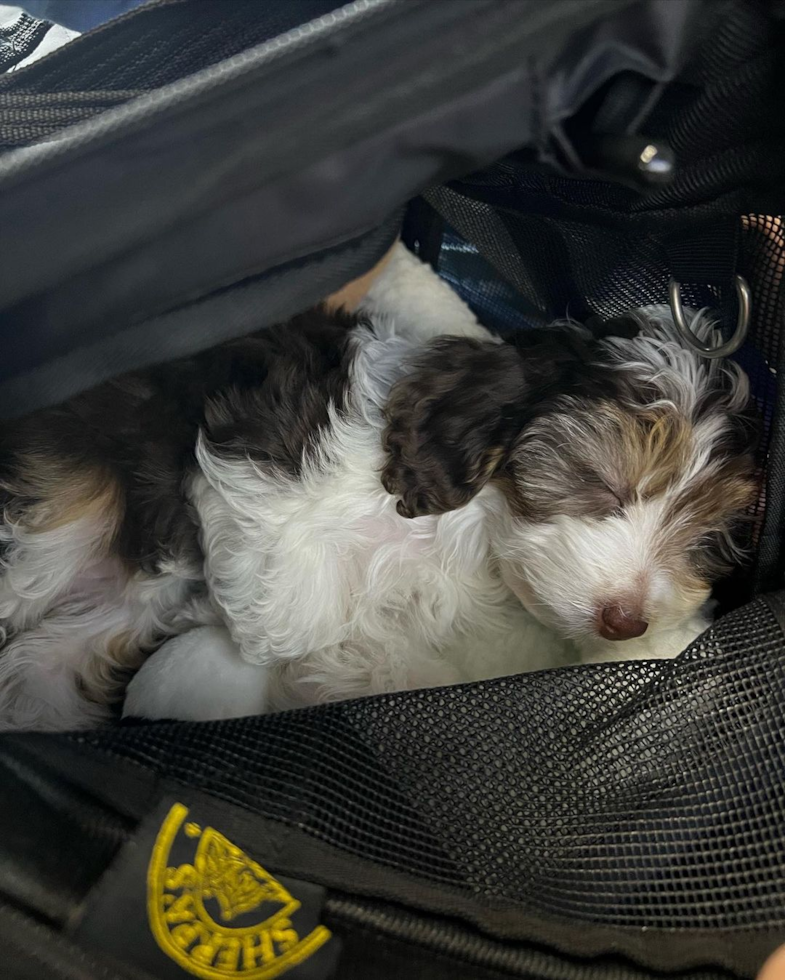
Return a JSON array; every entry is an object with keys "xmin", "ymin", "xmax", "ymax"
[
  {"xmin": 2, "ymin": 0, "xmax": 394, "ymax": 96},
  {"xmin": 325, "ymin": 894, "xmax": 734, "ymax": 980}
]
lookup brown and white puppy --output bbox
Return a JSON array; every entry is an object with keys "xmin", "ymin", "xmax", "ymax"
[{"xmin": 0, "ymin": 246, "xmax": 757, "ymax": 729}]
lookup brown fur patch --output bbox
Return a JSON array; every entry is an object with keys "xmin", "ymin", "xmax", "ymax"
[
  {"xmin": 382, "ymin": 327, "xmax": 611, "ymax": 518},
  {"xmin": 665, "ymin": 455, "xmax": 758, "ymax": 581},
  {"xmin": 673, "ymin": 457, "xmax": 757, "ymax": 527},
  {"xmin": 502, "ymin": 401, "xmax": 695, "ymax": 522},
  {"xmin": 615, "ymin": 407, "xmax": 693, "ymax": 499},
  {"xmin": 5, "ymin": 458, "xmax": 124, "ymax": 539},
  {"xmin": 324, "ymin": 242, "xmax": 396, "ymax": 312},
  {"xmin": 78, "ymin": 628, "xmax": 143, "ymax": 706}
]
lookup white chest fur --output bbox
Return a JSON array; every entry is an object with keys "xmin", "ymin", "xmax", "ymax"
[{"xmin": 189, "ymin": 323, "xmax": 561, "ymax": 707}]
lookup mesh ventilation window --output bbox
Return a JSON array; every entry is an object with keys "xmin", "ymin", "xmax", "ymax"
[{"xmin": 79, "ymin": 596, "xmax": 785, "ymax": 931}]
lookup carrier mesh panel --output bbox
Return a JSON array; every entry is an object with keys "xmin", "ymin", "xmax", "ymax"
[{"xmin": 74, "ymin": 596, "xmax": 785, "ymax": 931}]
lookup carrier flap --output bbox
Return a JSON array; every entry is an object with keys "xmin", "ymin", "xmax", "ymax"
[{"xmin": 0, "ymin": 0, "xmax": 713, "ymax": 416}]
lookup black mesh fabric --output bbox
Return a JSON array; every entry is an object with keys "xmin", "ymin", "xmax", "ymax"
[
  {"xmin": 0, "ymin": 12, "xmax": 51, "ymax": 74},
  {"xmin": 70, "ymin": 595, "xmax": 785, "ymax": 934}
]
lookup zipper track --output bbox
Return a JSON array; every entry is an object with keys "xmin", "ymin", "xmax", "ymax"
[{"xmin": 325, "ymin": 895, "xmax": 736, "ymax": 980}]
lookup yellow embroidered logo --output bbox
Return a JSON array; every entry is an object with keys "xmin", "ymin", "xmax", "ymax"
[{"xmin": 147, "ymin": 803, "xmax": 332, "ymax": 980}]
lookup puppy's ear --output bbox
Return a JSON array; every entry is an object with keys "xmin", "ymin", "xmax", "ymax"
[
  {"xmin": 382, "ymin": 329, "xmax": 605, "ymax": 518},
  {"xmin": 381, "ymin": 338, "xmax": 530, "ymax": 518}
]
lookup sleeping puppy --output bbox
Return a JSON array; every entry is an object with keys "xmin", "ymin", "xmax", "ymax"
[{"xmin": 0, "ymin": 245, "xmax": 756, "ymax": 729}]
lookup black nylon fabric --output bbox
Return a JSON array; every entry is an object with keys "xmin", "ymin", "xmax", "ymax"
[
  {"xmin": 0, "ymin": 211, "xmax": 403, "ymax": 417},
  {"xmin": 2, "ymin": 595, "xmax": 785, "ymax": 978},
  {"xmin": 0, "ymin": 0, "xmax": 650, "ymax": 419}
]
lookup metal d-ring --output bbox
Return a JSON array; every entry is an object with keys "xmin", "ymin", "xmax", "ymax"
[{"xmin": 668, "ymin": 274, "xmax": 751, "ymax": 359}]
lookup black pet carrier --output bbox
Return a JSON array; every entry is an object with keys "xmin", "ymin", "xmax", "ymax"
[{"xmin": 1, "ymin": 0, "xmax": 784, "ymax": 977}]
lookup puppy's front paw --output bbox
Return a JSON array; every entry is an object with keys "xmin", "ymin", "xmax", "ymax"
[
  {"xmin": 379, "ymin": 453, "xmax": 408, "ymax": 505},
  {"xmin": 381, "ymin": 458, "xmax": 440, "ymax": 519},
  {"xmin": 380, "ymin": 426, "xmax": 473, "ymax": 519}
]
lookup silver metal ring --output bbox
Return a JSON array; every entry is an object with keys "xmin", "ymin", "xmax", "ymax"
[{"xmin": 668, "ymin": 274, "xmax": 751, "ymax": 359}]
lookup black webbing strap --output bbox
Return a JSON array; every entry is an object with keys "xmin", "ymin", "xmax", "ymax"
[{"xmin": 663, "ymin": 218, "xmax": 741, "ymax": 289}]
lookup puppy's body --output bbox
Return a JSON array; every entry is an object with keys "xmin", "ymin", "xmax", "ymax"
[
  {"xmin": 0, "ymin": 309, "xmax": 567, "ymax": 728},
  {"xmin": 191, "ymin": 314, "xmax": 581, "ymax": 711},
  {"xmin": 0, "ymin": 247, "xmax": 756, "ymax": 729}
]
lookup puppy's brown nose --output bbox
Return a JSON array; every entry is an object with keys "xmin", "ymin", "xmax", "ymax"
[{"xmin": 599, "ymin": 604, "xmax": 648, "ymax": 641}]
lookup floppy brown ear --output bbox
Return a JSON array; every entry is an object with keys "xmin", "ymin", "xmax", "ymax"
[
  {"xmin": 380, "ymin": 338, "xmax": 530, "ymax": 518},
  {"xmin": 381, "ymin": 330, "xmax": 604, "ymax": 518}
]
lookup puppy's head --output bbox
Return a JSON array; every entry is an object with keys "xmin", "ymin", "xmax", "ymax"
[{"xmin": 383, "ymin": 308, "xmax": 757, "ymax": 643}]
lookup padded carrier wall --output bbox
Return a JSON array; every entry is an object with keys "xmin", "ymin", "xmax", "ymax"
[{"xmin": 1, "ymin": 1, "xmax": 785, "ymax": 978}]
